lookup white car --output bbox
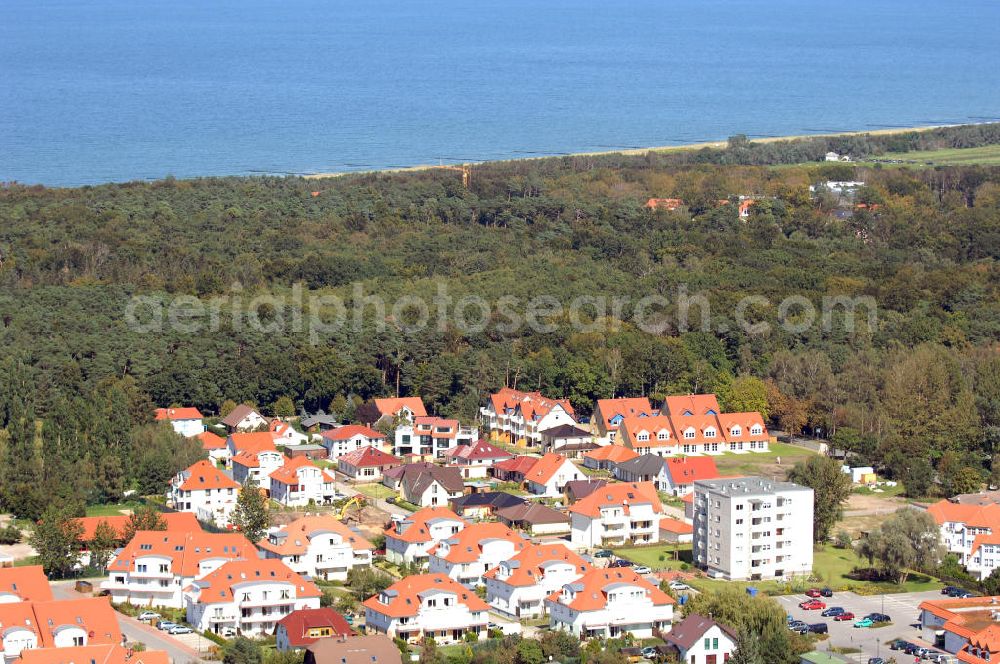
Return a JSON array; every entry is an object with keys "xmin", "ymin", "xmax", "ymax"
[
  {"xmin": 137, "ymin": 611, "xmax": 160, "ymax": 622},
  {"xmin": 668, "ymin": 580, "xmax": 691, "ymax": 591},
  {"xmin": 168, "ymin": 625, "xmax": 193, "ymax": 635},
  {"xmin": 634, "ymin": 565, "xmax": 652, "ymax": 574}
]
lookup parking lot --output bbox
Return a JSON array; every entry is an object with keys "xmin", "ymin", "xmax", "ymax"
[{"xmin": 776, "ymin": 589, "xmax": 943, "ymax": 662}]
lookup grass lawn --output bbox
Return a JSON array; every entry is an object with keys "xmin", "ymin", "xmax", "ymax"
[
  {"xmin": 612, "ymin": 544, "xmax": 693, "ymax": 570},
  {"xmin": 852, "ymin": 483, "xmax": 905, "ymax": 498},
  {"xmin": 85, "ymin": 502, "xmax": 144, "ymax": 517},
  {"xmin": 878, "ymin": 144, "xmax": 1000, "ymax": 166},
  {"xmin": 712, "ymin": 442, "xmax": 818, "ymax": 477},
  {"xmin": 354, "ymin": 483, "xmax": 396, "ymax": 500}
]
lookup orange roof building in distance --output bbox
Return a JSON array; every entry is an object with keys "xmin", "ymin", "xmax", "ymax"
[
  {"xmin": 355, "ymin": 397, "xmax": 428, "ymax": 428},
  {"xmin": 275, "ymin": 607, "xmax": 355, "ymax": 651},
  {"xmin": 581, "ymin": 445, "xmax": 639, "ymax": 471},
  {"xmin": 483, "ymin": 543, "xmax": 590, "ymax": 619},
  {"xmin": 337, "ymin": 446, "xmax": 401, "ymax": 482},
  {"xmin": 32, "ymin": 597, "xmax": 123, "ymax": 648},
  {"xmin": 258, "ymin": 515, "xmax": 374, "ymax": 581},
  {"xmin": 103, "ymin": 529, "xmax": 253, "ymax": 608},
  {"xmin": 0, "ymin": 565, "xmax": 53, "ymax": 602},
  {"xmin": 428, "ymin": 522, "xmax": 528, "ymax": 587},
  {"xmin": 928, "ymin": 499, "xmax": 1000, "ymax": 580},
  {"xmin": 319, "ymin": 425, "xmax": 386, "ymax": 460},
  {"xmin": 20, "ymin": 644, "xmax": 169, "ymax": 664},
  {"xmin": 593, "ymin": 397, "xmax": 656, "ymax": 440},
  {"xmin": 383, "ymin": 506, "xmax": 467, "ymax": 566},
  {"xmin": 195, "ymin": 431, "xmax": 230, "ymax": 464},
  {"xmin": 545, "ymin": 566, "xmax": 675, "ymax": 639},
  {"xmin": 184, "ymin": 558, "xmax": 322, "ymax": 638},
  {"xmin": 154, "ymin": 407, "xmax": 205, "ymax": 437},
  {"xmin": 480, "ymin": 387, "xmax": 577, "ymax": 448},
  {"xmin": 74, "ymin": 512, "xmax": 201, "ymax": 566},
  {"xmin": 231, "ymin": 446, "xmax": 285, "ymax": 493},
  {"xmin": 267, "ymin": 457, "xmax": 338, "ymax": 508},
  {"xmin": 169, "ymin": 459, "xmax": 241, "ymax": 527},
  {"xmin": 569, "ymin": 482, "xmax": 665, "ymax": 548},
  {"xmin": 917, "ymin": 596, "xmax": 1000, "ymax": 662},
  {"xmin": 661, "ymin": 456, "xmax": 721, "ymax": 496},
  {"xmin": 738, "ymin": 198, "xmax": 756, "ymax": 218},
  {"xmin": 523, "ymin": 452, "xmax": 585, "ymax": 497},
  {"xmin": 645, "ymin": 198, "xmax": 684, "ymax": 212},
  {"xmin": 363, "ymin": 573, "xmax": 490, "ymax": 644},
  {"xmin": 393, "ymin": 415, "xmax": 470, "ymax": 460}
]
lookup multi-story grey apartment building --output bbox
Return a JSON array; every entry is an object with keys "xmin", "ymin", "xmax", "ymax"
[{"xmin": 692, "ymin": 477, "xmax": 814, "ymax": 581}]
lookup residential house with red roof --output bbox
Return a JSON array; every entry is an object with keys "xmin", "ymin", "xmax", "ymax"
[
  {"xmin": 320, "ymin": 425, "xmax": 387, "ymax": 460},
  {"xmin": 593, "ymin": 398, "xmax": 656, "ymax": 441},
  {"xmin": 581, "ymin": 445, "xmax": 638, "ymax": 471},
  {"xmin": 275, "ymin": 607, "xmax": 354, "ymax": 652},
  {"xmin": 154, "ymin": 407, "xmax": 204, "ymax": 437},
  {"xmin": 0, "ymin": 565, "xmax": 52, "ymax": 602},
  {"xmin": 19, "ymin": 644, "xmax": 169, "ymax": 664},
  {"xmin": 169, "ymin": 459, "xmax": 241, "ymax": 526},
  {"xmin": 103, "ymin": 530, "xmax": 253, "ymax": 607},
  {"xmin": 664, "ymin": 613, "xmax": 737, "ymax": 663},
  {"xmin": 383, "ymin": 507, "xmax": 467, "ymax": 566},
  {"xmin": 394, "ymin": 416, "xmax": 475, "ymax": 460},
  {"xmin": 918, "ymin": 596, "xmax": 1000, "ymax": 661},
  {"xmin": 221, "ymin": 404, "xmax": 267, "ymax": 432},
  {"xmin": 428, "ymin": 522, "xmax": 528, "ymax": 587},
  {"xmin": 481, "ymin": 387, "xmax": 577, "ymax": 448},
  {"xmin": 0, "ymin": 597, "xmax": 123, "ymax": 661},
  {"xmin": 268, "ymin": 457, "xmax": 339, "ymax": 507},
  {"xmin": 659, "ymin": 517, "xmax": 694, "ymax": 544},
  {"xmin": 523, "ymin": 453, "xmax": 584, "ymax": 497},
  {"xmin": 196, "ymin": 431, "xmax": 230, "ymax": 465},
  {"xmin": 928, "ymin": 500, "xmax": 1000, "ymax": 580},
  {"xmin": 226, "ymin": 431, "xmax": 279, "ymax": 464},
  {"xmin": 337, "ymin": 446, "xmax": 401, "ymax": 482},
  {"xmin": 74, "ymin": 512, "xmax": 201, "ymax": 567},
  {"xmin": 618, "ymin": 415, "xmax": 680, "ymax": 456},
  {"xmin": 232, "ymin": 447, "xmax": 285, "ymax": 493},
  {"xmin": 363, "ymin": 573, "xmax": 490, "ymax": 644},
  {"xmin": 441, "ymin": 439, "xmax": 513, "ymax": 479},
  {"xmin": 258, "ymin": 516, "xmax": 373, "ymax": 581},
  {"xmin": 356, "ymin": 398, "xmax": 428, "ymax": 428},
  {"xmin": 546, "ymin": 567, "xmax": 674, "ymax": 639},
  {"xmin": 484, "ymin": 543, "xmax": 590, "ymax": 618},
  {"xmin": 569, "ymin": 482, "xmax": 665, "ymax": 548},
  {"xmin": 271, "ymin": 419, "xmax": 311, "ymax": 446},
  {"xmin": 661, "ymin": 456, "xmax": 721, "ymax": 496},
  {"xmin": 185, "ymin": 558, "xmax": 323, "ymax": 637},
  {"xmin": 491, "ymin": 455, "xmax": 539, "ymax": 484}
]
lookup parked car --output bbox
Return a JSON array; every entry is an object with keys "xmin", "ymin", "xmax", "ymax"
[
  {"xmin": 137, "ymin": 611, "xmax": 160, "ymax": 622},
  {"xmin": 168, "ymin": 625, "xmax": 193, "ymax": 635},
  {"xmin": 610, "ymin": 559, "xmax": 634, "ymax": 567},
  {"xmin": 904, "ymin": 643, "xmax": 923, "ymax": 655},
  {"xmin": 833, "ymin": 612, "xmax": 855, "ymax": 622},
  {"xmin": 640, "ymin": 647, "xmax": 658, "ymax": 660},
  {"xmin": 820, "ymin": 587, "xmax": 833, "ymax": 597},
  {"xmin": 385, "ymin": 496, "xmax": 396, "ymax": 504},
  {"xmin": 798, "ymin": 600, "xmax": 826, "ymax": 610},
  {"xmin": 821, "ymin": 607, "xmax": 845, "ymax": 617},
  {"xmin": 865, "ymin": 612, "xmax": 890, "ymax": 623},
  {"xmin": 804, "ymin": 588, "xmax": 822, "ymax": 598},
  {"xmin": 633, "ymin": 565, "xmax": 652, "ymax": 574},
  {"xmin": 868, "ymin": 658, "xmax": 886, "ymax": 664},
  {"xmin": 941, "ymin": 585, "xmax": 961, "ymax": 595},
  {"xmin": 807, "ymin": 623, "xmax": 828, "ymax": 634},
  {"xmin": 221, "ymin": 626, "xmax": 237, "ymax": 638},
  {"xmin": 668, "ymin": 581, "xmax": 690, "ymax": 591},
  {"xmin": 594, "ymin": 550, "xmax": 614, "ymax": 558},
  {"xmin": 912, "ymin": 647, "xmax": 931, "ymax": 659},
  {"xmin": 156, "ymin": 621, "xmax": 176, "ymax": 631},
  {"xmin": 787, "ymin": 621, "xmax": 808, "ymax": 635},
  {"xmin": 853, "ymin": 617, "xmax": 874, "ymax": 628},
  {"xmin": 889, "ymin": 640, "xmax": 910, "ymax": 651}
]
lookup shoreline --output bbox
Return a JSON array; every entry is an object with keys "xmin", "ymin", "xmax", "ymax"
[{"xmin": 302, "ymin": 123, "xmax": 959, "ymax": 180}]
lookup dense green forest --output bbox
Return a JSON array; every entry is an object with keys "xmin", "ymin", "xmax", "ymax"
[{"xmin": 2, "ymin": 124, "xmax": 1000, "ymax": 515}]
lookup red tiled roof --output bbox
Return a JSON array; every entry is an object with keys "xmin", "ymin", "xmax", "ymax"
[
  {"xmin": 488, "ymin": 387, "xmax": 575, "ymax": 419},
  {"xmin": 338, "ymin": 446, "xmax": 400, "ymax": 468},
  {"xmin": 227, "ymin": 432, "xmax": 277, "ymax": 455},
  {"xmin": 524, "ymin": 453, "xmax": 574, "ymax": 486},
  {"xmin": 493, "ymin": 455, "xmax": 540, "ymax": 474},
  {"xmin": 584, "ymin": 446, "xmax": 639, "ymax": 463},
  {"xmin": 660, "ymin": 518, "xmax": 694, "ymax": 535},
  {"xmin": 258, "ymin": 516, "xmax": 373, "ymax": 557},
  {"xmin": 568, "ymin": 482, "xmax": 663, "ymax": 519},
  {"xmin": 269, "ymin": 457, "xmax": 335, "ymax": 486},
  {"xmin": 189, "ymin": 559, "xmax": 321, "ymax": 603},
  {"xmin": 595, "ymin": 398, "xmax": 656, "ymax": 426},
  {"xmin": 443, "ymin": 439, "xmax": 512, "ymax": 462},
  {"xmin": 428, "ymin": 522, "xmax": 526, "ymax": 564},
  {"xmin": 482, "ymin": 543, "xmax": 590, "ymax": 587},
  {"xmin": 196, "ymin": 431, "xmax": 227, "ymax": 450},
  {"xmin": 373, "ymin": 397, "xmax": 427, "ymax": 418},
  {"xmin": 20, "ymin": 644, "xmax": 169, "ymax": 664},
  {"xmin": 664, "ymin": 456, "xmax": 720, "ymax": 485},
  {"xmin": 32, "ymin": 597, "xmax": 122, "ymax": 647},
  {"xmin": 0, "ymin": 565, "xmax": 52, "ymax": 601},
  {"xmin": 384, "ymin": 507, "xmax": 466, "ymax": 544},
  {"xmin": 619, "ymin": 415, "xmax": 677, "ymax": 449},
  {"xmin": 75, "ymin": 512, "xmax": 201, "ymax": 542},
  {"xmin": 155, "ymin": 407, "xmax": 203, "ymax": 421},
  {"xmin": 176, "ymin": 459, "xmax": 241, "ymax": 491},
  {"xmin": 276, "ymin": 608, "xmax": 355, "ymax": 647},
  {"xmin": 662, "ymin": 394, "xmax": 721, "ymax": 419},
  {"xmin": 362, "ymin": 573, "xmax": 488, "ymax": 619},
  {"xmin": 545, "ymin": 567, "xmax": 674, "ymax": 612},
  {"xmin": 108, "ymin": 530, "xmax": 252, "ymax": 577},
  {"xmin": 321, "ymin": 425, "xmax": 385, "ymax": 442}
]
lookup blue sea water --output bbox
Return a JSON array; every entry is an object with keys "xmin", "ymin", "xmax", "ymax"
[{"xmin": 2, "ymin": 0, "xmax": 1000, "ymax": 187}]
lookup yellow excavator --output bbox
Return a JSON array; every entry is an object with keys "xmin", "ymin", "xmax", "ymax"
[{"xmin": 337, "ymin": 495, "xmax": 365, "ymax": 521}]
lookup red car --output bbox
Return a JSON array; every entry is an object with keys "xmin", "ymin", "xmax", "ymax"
[
  {"xmin": 799, "ymin": 600, "xmax": 826, "ymax": 610},
  {"xmin": 833, "ymin": 612, "xmax": 855, "ymax": 621},
  {"xmin": 805, "ymin": 589, "xmax": 822, "ymax": 598}
]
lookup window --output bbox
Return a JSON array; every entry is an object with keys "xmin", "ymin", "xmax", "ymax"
[
  {"xmin": 684, "ymin": 430, "xmax": 695, "ymax": 439},
  {"xmin": 73, "ymin": 636, "xmax": 85, "ymax": 646},
  {"xmin": 637, "ymin": 433, "xmax": 649, "ymax": 442},
  {"xmin": 657, "ymin": 431, "xmax": 669, "ymax": 440},
  {"xmin": 705, "ymin": 428, "xmax": 716, "ymax": 438},
  {"xmin": 704, "ymin": 638, "xmax": 711, "ymax": 650}
]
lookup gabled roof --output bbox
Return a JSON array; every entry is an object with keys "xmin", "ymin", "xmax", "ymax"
[
  {"xmin": 568, "ymin": 482, "xmax": 663, "ymax": 519},
  {"xmin": 546, "ymin": 567, "xmax": 674, "ymax": 612},
  {"xmin": 402, "ymin": 465, "xmax": 465, "ymax": 497},
  {"xmin": 595, "ymin": 398, "xmax": 656, "ymax": 425},
  {"xmin": 383, "ymin": 507, "xmax": 466, "ymax": 544},
  {"xmin": 176, "ymin": 459, "xmax": 241, "ymax": 491},
  {"xmin": 583, "ymin": 445, "xmax": 639, "ymax": 463},
  {"xmin": 196, "ymin": 431, "xmax": 227, "ymax": 450},
  {"xmin": 269, "ymin": 456, "xmax": 335, "ymax": 486},
  {"xmin": 362, "ymin": 573, "xmax": 488, "ymax": 618},
  {"xmin": 74, "ymin": 512, "xmax": 202, "ymax": 542},
  {"xmin": 0, "ymin": 565, "xmax": 52, "ymax": 601},
  {"xmin": 717, "ymin": 412, "xmax": 769, "ymax": 441},
  {"xmin": 221, "ymin": 404, "xmax": 263, "ymax": 428},
  {"xmin": 108, "ymin": 530, "xmax": 253, "ymax": 577},
  {"xmin": 373, "ymin": 397, "xmax": 427, "ymax": 418},
  {"xmin": 428, "ymin": 522, "xmax": 526, "ymax": 564},
  {"xmin": 188, "ymin": 559, "xmax": 321, "ymax": 604},
  {"xmin": 320, "ymin": 425, "xmax": 385, "ymax": 442},
  {"xmin": 20, "ymin": 644, "xmax": 169, "ymax": 664},
  {"xmin": 276, "ymin": 608, "xmax": 355, "ymax": 647},
  {"xmin": 616, "ymin": 453, "xmax": 666, "ymax": 477},
  {"xmin": 493, "ymin": 455, "xmax": 540, "ymax": 474},
  {"xmin": 227, "ymin": 431, "xmax": 278, "ymax": 455},
  {"xmin": 488, "ymin": 387, "xmax": 575, "ymax": 420},
  {"xmin": 928, "ymin": 500, "xmax": 1000, "ymax": 529},
  {"xmin": 619, "ymin": 415, "xmax": 678, "ymax": 448},
  {"xmin": 258, "ymin": 516, "xmax": 374, "ymax": 557},
  {"xmin": 31, "ymin": 597, "xmax": 122, "ymax": 647},
  {"xmin": 970, "ymin": 532, "xmax": 1000, "ymax": 557},
  {"xmin": 231, "ymin": 449, "xmax": 280, "ymax": 469},
  {"xmin": 564, "ymin": 479, "xmax": 608, "ymax": 502},
  {"xmin": 300, "ymin": 411, "xmax": 339, "ymax": 429},
  {"xmin": 338, "ymin": 446, "xmax": 400, "ymax": 468},
  {"xmin": 483, "ymin": 543, "xmax": 589, "ymax": 587},
  {"xmin": 450, "ymin": 492, "xmax": 526, "ymax": 512},
  {"xmin": 524, "ymin": 453, "xmax": 574, "ymax": 486},
  {"xmin": 540, "ymin": 423, "xmax": 593, "ymax": 438},
  {"xmin": 443, "ymin": 439, "xmax": 513, "ymax": 462},
  {"xmin": 305, "ymin": 635, "xmax": 401, "ymax": 664},
  {"xmin": 662, "ymin": 394, "xmax": 721, "ymax": 419},
  {"xmin": 496, "ymin": 502, "xmax": 569, "ymax": 526},
  {"xmin": 155, "ymin": 407, "xmax": 203, "ymax": 421},
  {"xmin": 665, "ymin": 613, "xmax": 737, "ymax": 651},
  {"xmin": 660, "ymin": 518, "xmax": 694, "ymax": 535},
  {"xmin": 664, "ymin": 456, "xmax": 720, "ymax": 485}
]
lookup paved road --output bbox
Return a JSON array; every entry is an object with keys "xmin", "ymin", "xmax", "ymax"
[
  {"xmin": 776, "ymin": 589, "xmax": 943, "ymax": 662},
  {"xmin": 51, "ymin": 580, "xmax": 205, "ymax": 664}
]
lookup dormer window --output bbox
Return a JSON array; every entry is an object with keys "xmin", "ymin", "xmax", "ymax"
[
  {"xmin": 684, "ymin": 430, "xmax": 695, "ymax": 439},
  {"xmin": 657, "ymin": 431, "xmax": 670, "ymax": 440},
  {"xmin": 750, "ymin": 425, "xmax": 763, "ymax": 435},
  {"xmin": 705, "ymin": 428, "xmax": 716, "ymax": 438},
  {"xmin": 731, "ymin": 426, "xmax": 742, "ymax": 436},
  {"xmin": 637, "ymin": 433, "xmax": 649, "ymax": 442}
]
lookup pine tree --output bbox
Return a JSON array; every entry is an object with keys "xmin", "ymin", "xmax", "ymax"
[{"xmin": 231, "ymin": 478, "xmax": 269, "ymax": 543}]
